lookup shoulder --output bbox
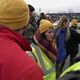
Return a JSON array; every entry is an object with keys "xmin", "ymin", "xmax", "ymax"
[
  {"xmin": 70, "ymin": 27, "xmax": 79, "ymax": 34},
  {"xmin": 54, "ymin": 27, "xmax": 60, "ymax": 38}
]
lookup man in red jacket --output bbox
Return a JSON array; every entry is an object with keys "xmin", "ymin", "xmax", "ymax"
[{"xmin": 0, "ymin": 0, "xmax": 43, "ymax": 80}]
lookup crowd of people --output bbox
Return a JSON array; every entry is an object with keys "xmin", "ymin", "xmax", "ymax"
[{"xmin": 0, "ymin": 0, "xmax": 80, "ymax": 80}]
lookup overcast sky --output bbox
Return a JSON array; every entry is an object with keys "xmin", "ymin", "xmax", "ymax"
[{"xmin": 24, "ymin": 0, "xmax": 80, "ymax": 13}]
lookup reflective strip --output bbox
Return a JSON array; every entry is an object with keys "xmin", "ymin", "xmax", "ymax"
[
  {"xmin": 31, "ymin": 43, "xmax": 55, "ymax": 75},
  {"xmin": 45, "ymin": 66, "xmax": 55, "ymax": 75}
]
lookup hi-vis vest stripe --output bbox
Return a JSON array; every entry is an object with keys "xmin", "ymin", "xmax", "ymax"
[{"xmin": 31, "ymin": 43, "xmax": 55, "ymax": 76}]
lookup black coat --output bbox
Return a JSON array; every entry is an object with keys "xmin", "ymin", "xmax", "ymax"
[{"xmin": 66, "ymin": 28, "xmax": 80, "ymax": 56}]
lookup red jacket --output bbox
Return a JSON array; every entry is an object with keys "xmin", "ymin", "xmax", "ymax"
[{"xmin": 0, "ymin": 26, "xmax": 43, "ymax": 80}]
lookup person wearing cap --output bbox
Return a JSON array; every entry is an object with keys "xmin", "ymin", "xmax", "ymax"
[
  {"xmin": 55, "ymin": 15, "xmax": 80, "ymax": 79},
  {"xmin": 23, "ymin": 4, "xmax": 38, "ymax": 43},
  {"xmin": 30, "ymin": 19, "xmax": 57, "ymax": 80},
  {"xmin": 0, "ymin": 0, "xmax": 43, "ymax": 80},
  {"xmin": 71, "ymin": 19, "xmax": 78, "ymax": 30}
]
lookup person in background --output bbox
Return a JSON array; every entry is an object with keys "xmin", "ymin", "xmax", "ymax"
[
  {"xmin": 59, "ymin": 61, "xmax": 80, "ymax": 80},
  {"xmin": 55, "ymin": 15, "xmax": 69, "ymax": 79},
  {"xmin": 23, "ymin": 4, "xmax": 38, "ymax": 43},
  {"xmin": 78, "ymin": 20, "xmax": 80, "ymax": 29},
  {"xmin": 71, "ymin": 19, "xmax": 78, "ymax": 30},
  {"xmin": 55, "ymin": 15, "xmax": 80, "ymax": 79},
  {"xmin": 46, "ymin": 15, "xmax": 54, "ymax": 23},
  {"xmin": 0, "ymin": 0, "xmax": 43, "ymax": 80},
  {"xmin": 37, "ymin": 12, "xmax": 47, "ymax": 27},
  {"xmin": 30, "ymin": 19, "xmax": 57, "ymax": 80}
]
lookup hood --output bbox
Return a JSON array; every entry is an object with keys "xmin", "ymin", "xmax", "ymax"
[{"xmin": 0, "ymin": 25, "xmax": 32, "ymax": 51}]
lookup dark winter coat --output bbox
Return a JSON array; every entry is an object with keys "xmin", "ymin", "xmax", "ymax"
[{"xmin": 66, "ymin": 28, "xmax": 80, "ymax": 56}]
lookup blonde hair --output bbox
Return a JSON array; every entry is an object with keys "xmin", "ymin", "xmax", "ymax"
[{"xmin": 56, "ymin": 15, "xmax": 70, "ymax": 40}]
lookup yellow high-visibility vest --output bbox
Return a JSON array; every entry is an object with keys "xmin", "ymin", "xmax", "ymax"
[
  {"xmin": 60, "ymin": 61, "xmax": 80, "ymax": 78},
  {"xmin": 31, "ymin": 43, "xmax": 56, "ymax": 80}
]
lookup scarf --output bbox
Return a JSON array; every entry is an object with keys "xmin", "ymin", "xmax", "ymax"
[{"xmin": 33, "ymin": 30, "xmax": 57, "ymax": 63}]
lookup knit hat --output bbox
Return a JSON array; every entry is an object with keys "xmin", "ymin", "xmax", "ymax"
[
  {"xmin": 72, "ymin": 19, "xmax": 78, "ymax": 26},
  {"xmin": 39, "ymin": 19, "xmax": 53, "ymax": 33},
  {"xmin": 0, "ymin": 0, "xmax": 29, "ymax": 30}
]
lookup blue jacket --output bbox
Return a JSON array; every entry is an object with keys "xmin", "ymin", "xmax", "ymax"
[{"xmin": 55, "ymin": 28, "xmax": 67, "ymax": 63}]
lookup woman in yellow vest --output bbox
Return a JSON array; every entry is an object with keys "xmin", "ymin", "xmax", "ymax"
[{"xmin": 30, "ymin": 19, "xmax": 57, "ymax": 80}]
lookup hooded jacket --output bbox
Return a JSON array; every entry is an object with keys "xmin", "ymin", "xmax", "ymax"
[{"xmin": 0, "ymin": 26, "xmax": 43, "ymax": 80}]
